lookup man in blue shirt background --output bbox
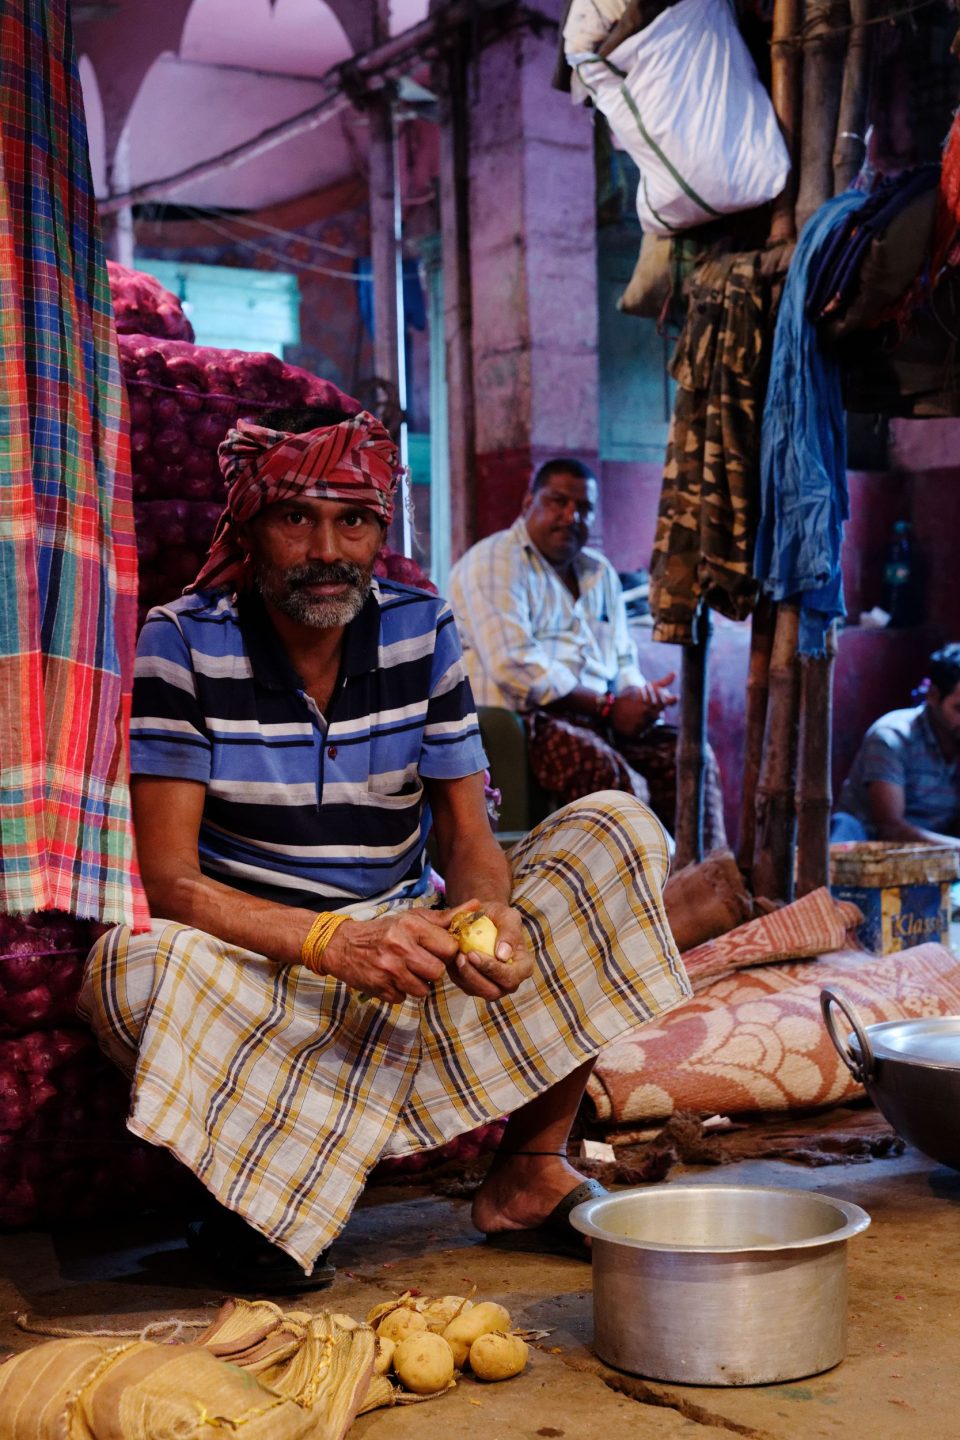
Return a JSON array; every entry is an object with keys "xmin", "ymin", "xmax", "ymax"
[{"xmin": 832, "ymin": 642, "xmax": 960, "ymax": 849}]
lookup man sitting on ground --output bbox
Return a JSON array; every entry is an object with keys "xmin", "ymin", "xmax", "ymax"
[
  {"xmin": 448, "ymin": 457, "xmax": 726, "ymax": 846},
  {"xmin": 831, "ymin": 642, "xmax": 960, "ymax": 849},
  {"xmin": 80, "ymin": 408, "xmax": 691, "ymax": 1293}
]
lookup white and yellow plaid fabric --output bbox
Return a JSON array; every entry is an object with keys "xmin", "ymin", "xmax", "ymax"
[{"xmin": 80, "ymin": 792, "xmax": 690, "ymax": 1273}]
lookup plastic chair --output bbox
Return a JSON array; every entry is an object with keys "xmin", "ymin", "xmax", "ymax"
[{"xmin": 477, "ymin": 706, "xmax": 557, "ymax": 846}]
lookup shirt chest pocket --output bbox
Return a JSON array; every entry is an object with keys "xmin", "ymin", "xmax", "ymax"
[
  {"xmin": 364, "ymin": 744, "xmax": 424, "ymax": 810},
  {"xmin": 364, "ymin": 775, "xmax": 422, "ymax": 809}
]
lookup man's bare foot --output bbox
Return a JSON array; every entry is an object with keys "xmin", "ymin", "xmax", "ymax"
[{"xmin": 471, "ymin": 1152, "xmax": 590, "ymax": 1235}]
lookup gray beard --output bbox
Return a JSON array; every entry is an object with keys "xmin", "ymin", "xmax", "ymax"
[{"xmin": 254, "ymin": 559, "xmax": 373, "ymax": 630}]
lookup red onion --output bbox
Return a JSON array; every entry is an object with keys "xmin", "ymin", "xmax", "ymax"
[{"xmin": 108, "ymin": 262, "xmax": 194, "ymax": 342}]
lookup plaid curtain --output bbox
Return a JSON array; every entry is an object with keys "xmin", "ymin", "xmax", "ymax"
[{"xmin": 0, "ymin": 0, "xmax": 147, "ymax": 926}]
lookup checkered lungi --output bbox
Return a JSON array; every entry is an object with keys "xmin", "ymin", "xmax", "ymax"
[
  {"xmin": 79, "ymin": 792, "xmax": 690, "ymax": 1273},
  {"xmin": 525, "ymin": 711, "xmax": 727, "ymax": 851}
]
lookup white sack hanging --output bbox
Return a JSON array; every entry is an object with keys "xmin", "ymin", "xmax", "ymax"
[
  {"xmin": 562, "ymin": 0, "xmax": 631, "ymax": 56},
  {"xmin": 570, "ymin": 0, "xmax": 790, "ymax": 235}
]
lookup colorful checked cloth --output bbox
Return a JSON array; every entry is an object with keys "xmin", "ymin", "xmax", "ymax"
[
  {"xmin": 80, "ymin": 792, "xmax": 691, "ymax": 1271},
  {"xmin": 0, "ymin": 1, "xmax": 146, "ymax": 925},
  {"xmin": 187, "ymin": 414, "xmax": 401, "ymax": 594}
]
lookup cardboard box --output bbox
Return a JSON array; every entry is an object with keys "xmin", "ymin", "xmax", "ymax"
[{"xmin": 830, "ymin": 842, "xmax": 959, "ymax": 956}]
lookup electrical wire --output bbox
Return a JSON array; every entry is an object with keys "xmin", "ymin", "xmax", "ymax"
[
  {"xmin": 175, "ymin": 201, "xmax": 359, "ymax": 259},
  {"xmin": 166, "ymin": 205, "xmax": 373, "ymax": 281}
]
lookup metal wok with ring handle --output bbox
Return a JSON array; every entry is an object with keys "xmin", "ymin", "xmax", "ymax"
[{"xmin": 821, "ymin": 985, "xmax": 960, "ymax": 1171}]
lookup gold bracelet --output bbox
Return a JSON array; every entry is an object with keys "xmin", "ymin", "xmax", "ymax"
[{"xmin": 301, "ymin": 910, "xmax": 350, "ymax": 975}]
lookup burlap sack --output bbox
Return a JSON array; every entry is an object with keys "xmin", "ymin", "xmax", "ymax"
[
  {"xmin": 662, "ymin": 848, "xmax": 753, "ymax": 953},
  {"xmin": 0, "ymin": 1310, "xmax": 376, "ymax": 1440},
  {"xmin": 0, "ymin": 1336, "xmax": 108, "ymax": 1439},
  {"xmin": 617, "ymin": 233, "xmax": 673, "ymax": 317},
  {"xmin": 825, "ymin": 186, "xmax": 938, "ymax": 340},
  {"xmin": 76, "ymin": 1341, "xmax": 320, "ymax": 1440}
]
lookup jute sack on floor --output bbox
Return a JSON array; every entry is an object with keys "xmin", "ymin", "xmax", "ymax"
[
  {"xmin": 0, "ymin": 1337, "xmax": 106, "ymax": 1439},
  {"xmin": 0, "ymin": 1321, "xmax": 376, "ymax": 1440},
  {"xmin": 0, "ymin": 1300, "xmax": 442, "ymax": 1438}
]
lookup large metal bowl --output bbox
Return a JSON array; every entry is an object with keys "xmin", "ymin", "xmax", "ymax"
[
  {"xmin": 570, "ymin": 1184, "xmax": 870, "ymax": 1386},
  {"xmin": 822, "ymin": 986, "xmax": 960, "ymax": 1171}
]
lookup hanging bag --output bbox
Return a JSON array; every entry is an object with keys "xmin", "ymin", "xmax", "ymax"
[{"xmin": 570, "ymin": 0, "xmax": 790, "ymax": 235}]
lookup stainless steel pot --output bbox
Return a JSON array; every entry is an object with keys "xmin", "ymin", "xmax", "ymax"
[
  {"xmin": 822, "ymin": 986, "xmax": 960, "ymax": 1171},
  {"xmin": 570, "ymin": 1184, "xmax": 870, "ymax": 1386}
]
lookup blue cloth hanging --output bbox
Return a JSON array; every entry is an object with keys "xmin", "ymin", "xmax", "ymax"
[
  {"xmin": 354, "ymin": 257, "xmax": 427, "ymax": 337},
  {"xmin": 755, "ymin": 191, "xmax": 866, "ymax": 656}
]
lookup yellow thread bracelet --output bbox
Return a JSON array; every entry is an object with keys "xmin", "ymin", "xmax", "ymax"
[{"xmin": 301, "ymin": 910, "xmax": 349, "ymax": 975}]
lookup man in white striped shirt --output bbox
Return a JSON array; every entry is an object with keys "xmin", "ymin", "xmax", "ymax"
[{"xmin": 449, "ymin": 458, "xmax": 726, "ymax": 845}]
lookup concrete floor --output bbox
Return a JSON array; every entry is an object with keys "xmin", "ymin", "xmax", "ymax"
[{"xmin": 1, "ymin": 1143, "xmax": 957, "ymax": 1439}]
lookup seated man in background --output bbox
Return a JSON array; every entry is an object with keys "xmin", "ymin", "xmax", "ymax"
[
  {"xmin": 832, "ymin": 642, "xmax": 960, "ymax": 849},
  {"xmin": 80, "ymin": 408, "xmax": 691, "ymax": 1293},
  {"xmin": 448, "ymin": 458, "xmax": 726, "ymax": 847}
]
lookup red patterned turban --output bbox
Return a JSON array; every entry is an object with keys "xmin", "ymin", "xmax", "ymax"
[{"xmin": 186, "ymin": 412, "xmax": 400, "ymax": 594}]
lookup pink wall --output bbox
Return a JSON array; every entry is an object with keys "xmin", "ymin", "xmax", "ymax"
[{"xmin": 599, "ymin": 459, "xmax": 662, "ymax": 569}]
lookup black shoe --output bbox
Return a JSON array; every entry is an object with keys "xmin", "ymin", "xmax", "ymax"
[{"xmin": 185, "ymin": 1207, "xmax": 336, "ymax": 1295}]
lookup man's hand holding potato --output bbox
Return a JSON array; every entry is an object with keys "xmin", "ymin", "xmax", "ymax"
[{"xmin": 447, "ymin": 899, "xmax": 532, "ymax": 1001}]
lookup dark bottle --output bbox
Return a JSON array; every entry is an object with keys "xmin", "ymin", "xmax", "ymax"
[{"xmin": 882, "ymin": 520, "xmax": 917, "ymax": 627}]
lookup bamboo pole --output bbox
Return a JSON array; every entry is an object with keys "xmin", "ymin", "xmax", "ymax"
[
  {"xmin": 795, "ymin": 0, "xmax": 848, "ymax": 232},
  {"xmin": 832, "ymin": 0, "xmax": 873, "ymax": 193},
  {"xmin": 675, "ymin": 606, "xmax": 712, "ymax": 869},
  {"xmin": 738, "ymin": 596, "xmax": 776, "ymax": 879},
  {"xmin": 795, "ymin": 622, "xmax": 839, "ymax": 896},
  {"xmin": 769, "ymin": 0, "xmax": 803, "ymax": 243},
  {"xmin": 752, "ymin": 603, "xmax": 801, "ymax": 902}
]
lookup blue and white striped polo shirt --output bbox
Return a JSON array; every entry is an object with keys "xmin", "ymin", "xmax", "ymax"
[{"xmin": 131, "ymin": 583, "xmax": 488, "ymax": 910}]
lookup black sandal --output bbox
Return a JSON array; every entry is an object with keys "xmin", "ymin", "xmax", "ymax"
[
  {"xmin": 186, "ymin": 1210, "xmax": 336, "ymax": 1295},
  {"xmin": 483, "ymin": 1177, "xmax": 608, "ymax": 1259}
]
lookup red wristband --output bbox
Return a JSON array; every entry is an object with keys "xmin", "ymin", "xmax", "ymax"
[{"xmin": 597, "ymin": 691, "xmax": 615, "ymax": 721}]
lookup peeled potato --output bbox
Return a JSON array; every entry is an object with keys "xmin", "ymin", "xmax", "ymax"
[
  {"xmin": 420, "ymin": 1295, "xmax": 473, "ymax": 1333},
  {"xmin": 442, "ymin": 1301, "xmax": 512, "ymax": 1368},
  {"xmin": 373, "ymin": 1334, "xmax": 395, "ymax": 1374},
  {"xmin": 469, "ymin": 1331, "xmax": 529, "ymax": 1381},
  {"xmin": 377, "ymin": 1307, "xmax": 428, "ymax": 1344},
  {"xmin": 450, "ymin": 911, "xmax": 499, "ymax": 958},
  {"xmin": 393, "ymin": 1331, "xmax": 455, "ymax": 1395}
]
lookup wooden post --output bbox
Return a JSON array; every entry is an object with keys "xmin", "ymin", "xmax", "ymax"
[
  {"xmin": 795, "ymin": 622, "xmax": 839, "ymax": 896},
  {"xmin": 675, "ymin": 606, "xmax": 712, "ymax": 870},
  {"xmin": 769, "ymin": 0, "xmax": 803, "ymax": 243},
  {"xmin": 833, "ymin": 0, "xmax": 873, "ymax": 193},
  {"xmin": 752, "ymin": 602, "xmax": 801, "ymax": 902},
  {"xmin": 738, "ymin": 596, "xmax": 776, "ymax": 878},
  {"xmin": 795, "ymin": 0, "xmax": 848, "ymax": 232}
]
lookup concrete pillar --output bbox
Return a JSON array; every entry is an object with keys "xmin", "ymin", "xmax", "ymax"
[
  {"xmin": 466, "ymin": 2, "xmax": 599, "ymax": 541},
  {"xmin": 367, "ymin": 96, "xmax": 401, "ymax": 393},
  {"xmin": 437, "ymin": 41, "xmax": 476, "ymax": 567}
]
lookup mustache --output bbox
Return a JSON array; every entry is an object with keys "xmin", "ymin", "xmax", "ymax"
[{"xmin": 286, "ymin": 561, "xmax": 366, "ymax": 589}]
